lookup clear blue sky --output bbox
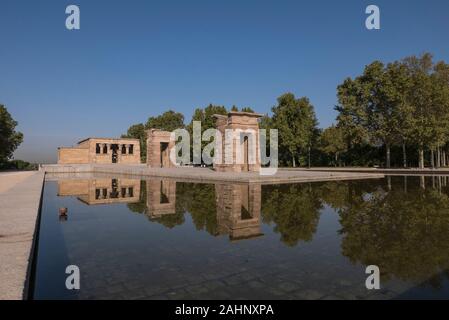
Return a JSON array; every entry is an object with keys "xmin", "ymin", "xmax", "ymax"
[{"xmin": 1, "ymin": 0, "xmax": 449, "ymax": 163}]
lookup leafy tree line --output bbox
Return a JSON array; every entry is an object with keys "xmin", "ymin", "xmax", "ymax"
[
  {"xmin": 123, "ymin": 98, "xmax": 319, "ymax": 167},
  {"xmin": 0, "ymin": 104, "xmax": 28, "ymax": 169},
  {"xmin": 124, "ymin": 52, "xmax": 449, "ymax": 168},
  {"xmin": 330, "ymin": 53, "xmax": 449, "ymax": 168}
]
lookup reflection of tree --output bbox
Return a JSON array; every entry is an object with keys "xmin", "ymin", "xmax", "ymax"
[
  {"xmin": 126, "ymin": 180, "xmax": 185, "ymax": 228},
  {"xmin": 261, "ymin": 184, "xmax": 323, "ymax": 246},
  {"xmin": 150, "ymin": 213, "xmax": 185, "ymax": 229},
  {"xmin": 176, "ymin": 183, "xmax": 217, "ymax": 235},
  {"xmin": 127, "ymin": 180, "xmax": 147, "ymax": 213},
  {"xmin": 337, "ymin": 177, "xmax": 449, "ymax": 287},
  {"xmin": 317, "ymin": 180, "xmax": 380, "ymax": 210}
]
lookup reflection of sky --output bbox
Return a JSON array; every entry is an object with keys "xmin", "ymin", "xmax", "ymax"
[{"xmin": 2, "ymin": 0, "xmax": 449, "ymax": 163}]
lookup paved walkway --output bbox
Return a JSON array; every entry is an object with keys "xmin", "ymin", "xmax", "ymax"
[
  {"xmin": 0, "ymin": 171, "xmax": 35, "ymax": 193},
  {"xmin": 288, "ymin": 167, "xmax": 449, "ymax": 176},
  {"xmin": 0, "ymin": 171, "xmax": 45, "ymax": 300},
  {"xmin": 42, "ymin": 164, "xmax": 384, "ymax": 184}
]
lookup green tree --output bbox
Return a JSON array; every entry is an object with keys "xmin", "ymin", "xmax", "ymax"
[
  {"xmin": 121, "ymin": 123, "xmax": 146, "ymax": 162},
  {"xmin": 186, "ymin": 104, "xmax": 228, "ymax": 163},
  {"xmin": 336, "ymin": 62, "xmax": 405, "ymax": 168},
  {"xmin": 271, "ymin": 93, "xmax": 318, "ymax": 167},
  {"xmin": 145, "ymin": 110, "xmax": 185, "ymax": 132},
  {"xmin": 429, "ymin": 60, "xmax": 449, "ymax": 168},
  {"xmin": 187, "ymin": 104, "xmax": 227, "ymax": 133},
  {"xmin": 385, "ymin": 62, "xmax": 414, "ymax": 167},
  {"xmin": 0, "ymin": 104, "xmax": 23, "ymax": 165},
  {"xmin": 319, "ymin": 125, "xmax": 347, "ymax": 166},
  {"xmin": 241, "ymin": 107, "xmax": 254, "ymax": 113},
  {"xmin": 335, "ymin": 77, "xmax": 369, "ymax": 152}
]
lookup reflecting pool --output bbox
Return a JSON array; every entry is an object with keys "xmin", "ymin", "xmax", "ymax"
[{"xmin": 32, "ymin": 176, "xmax": 449, "ymax": 299}]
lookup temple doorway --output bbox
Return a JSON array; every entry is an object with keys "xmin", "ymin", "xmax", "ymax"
[
  {"xmin": 160, "ymin": 142, "xmax": 169, "ymax": 168},
  {"xmin": 111, "ymin": 144, "xmax": 118, "ymax": 163},
  {"xmin": 242, "ymin": 135, "xmax": 249, "ymax": 172}
]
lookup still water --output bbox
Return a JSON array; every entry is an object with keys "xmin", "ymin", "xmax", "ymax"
[{"xmin": 32, "ymin": 176, "xmax": 449, "ymax": 299}]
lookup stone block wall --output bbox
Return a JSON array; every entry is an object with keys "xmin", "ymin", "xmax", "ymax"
[
  {"xmin": 213, "ymin": 112, "xmax": 262, "ymax": 172},
  {"xmin": 58, "ymin": 148, "xmax": 89, "ymax": 164},
  {"xmin": 146, "ymin": 129, "xmax": 175, "ymax": 168}
]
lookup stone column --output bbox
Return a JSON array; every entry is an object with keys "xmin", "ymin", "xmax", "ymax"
[{"xmin": 106, "ymin": 144, "xmax": 111, "ymax": 154}]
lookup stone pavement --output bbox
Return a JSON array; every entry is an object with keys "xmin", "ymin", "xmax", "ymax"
[
  {"xmin": 42, "ymin": 164, "xmax": 384, "ymax": 184},
  {"xmin": 287, "ymin": 167, "xmax": 449, "ymax": 176},
  {"xmin": 0, "ymin": 171, "xmax": 35, "ymax": 193},
  {"xmin": 0, "ymin": 171, "xmax": 45, "ymax": 300}
]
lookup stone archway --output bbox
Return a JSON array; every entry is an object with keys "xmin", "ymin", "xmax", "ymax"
[{"xmin": 146, "ymin": 129, "xmax": 175, "ymax": 168}]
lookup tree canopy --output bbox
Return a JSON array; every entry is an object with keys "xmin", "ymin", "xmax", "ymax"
[
  {"xmin": 121, "ymin": 53, "xmax": 449, "ymax": 169},
  {"xmin": 271, "ymin": 93, "xmax": 319, "ymax": 167},
  {"xmin": 0, "ymin": 104, "xmax": 23, "ymax": 165},
  {"xmin": 146, "ymin": 110, "xmax": 185, "ymax": 132}
]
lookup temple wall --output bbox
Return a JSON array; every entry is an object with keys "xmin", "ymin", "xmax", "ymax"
[
  {"xmin": 57, "ymin": 138, "xmax": 140, "ymax": 164},
  {"xmin": 58, "ymin": 148, "xmax": 89, "ymax": 164},
  {"xmin": 146, "ymin": 130, "xmax": 175, "ymax": 168},
  {"xmin": 213, "ymin": 112, "xmax": 262, "ymax": 172}
]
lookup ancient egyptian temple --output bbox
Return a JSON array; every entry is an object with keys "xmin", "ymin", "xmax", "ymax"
[
  {"xmin": 146, "ymin": 129, "xmax": 175, "ymax": 168},
  {"xmin": 145, "ymin": 111, "xmax": 263, "ymax": 171},
  {"xmin": 213, "ymin": 111, "xmax": 262, "ymax": 172},
  {"xmin": 58, "ymin": 111, "xmax": 262, "ymax": 170},
  {"xmin": 58, "ymin": 138, "xmax": 141, "ymax": 164}
]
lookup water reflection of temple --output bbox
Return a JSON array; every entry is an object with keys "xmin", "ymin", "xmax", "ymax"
[
  {"xmin": 215, "ymin": 184, "xmax": 263, "ymax": 241},
  {"xmin": 143, "ymin": 180, "xmax": 263, "ymax": 241},
  {"xmin": 58, "ymin": 178, "xmax": 141, "ymax": 205},
  {"xmin": 146, "ymin": 180, "xmax": 177, "ymax": 218}
]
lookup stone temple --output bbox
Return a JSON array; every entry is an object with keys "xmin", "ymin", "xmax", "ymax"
[
  {"xmin": 212, "ymin": 111, "xmax": 262, "ymax": 172},
  {"xmin": 57, "ymin": 111, "xmax": 263, "ymax": 170},
  {"xmin": 58, "ymin": 137, "xmax": 141, "ymax": 164}
]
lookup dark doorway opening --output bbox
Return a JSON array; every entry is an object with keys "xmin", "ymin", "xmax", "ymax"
[
  {"xmin": 243, "ymin": 136, "xmax": 249, "ymax": 171},
  {"xmin": 160, "ymin": 142, "xmax": 169, "ymax": 168},
  {"xmin": 111, "ymin": 144, "xmax": 118, "ymax": 163},
  {"xmin": 160, "ymin": 181, "xmax": 169, "ymax": 204}
]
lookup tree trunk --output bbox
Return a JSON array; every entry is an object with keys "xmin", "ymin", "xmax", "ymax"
[
  {"xmin": 431, "ymin": 149, "xmax": 435, "ymax": 168},
  {"xmin": 437, "ymin": 146, "xmax": 441, "ymax": 168},
  {"xmin": 443, "ymin": 150, "xmax": 447, "ymax": 167},
  {"xmin": 292, "ymin": 154, "xmax": 296, "ymax": 168},
  {"xmin": 386, "ymin": 143, "xmax": 391, "ymax": 168},
  {"xmin": 419, "ymin": 148, "xmax": 424, "ymax": 169},
  {"xmin": 335, "ymin": 153, "xmax": 338, "ymax": 167},
  {"xmin": 308, "ymin": 146, "xmax": 311, "ymax": 169},
  {"xmin": 402, "ymin": 142, "xmax": 407, "ymax": 168}
]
